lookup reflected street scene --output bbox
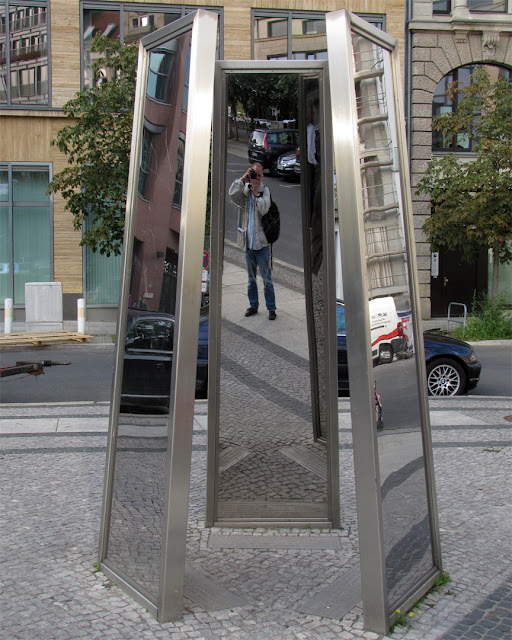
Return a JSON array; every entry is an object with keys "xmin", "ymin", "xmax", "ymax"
[
  {"xmin": 350, "ymin": 30, "xmax": 436, "ymax": 607},
  {"xmin": 208, "ymin": 71, "xmax": 339, "ymax": 528},
  {"xmin": 104, "ymin": 24, "xmax": 200, "ymax": 603}
]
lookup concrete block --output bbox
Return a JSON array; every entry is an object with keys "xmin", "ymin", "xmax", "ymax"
[
  {"xmin": 425, "ymin": 61, "xmax": 443, "ymax": 83},
  {"xmin": 411, "ymin": 117, "xmax": 433, "ymax": 133},
  {"xmin": 412, "ymin": 61, "xmax": 425, "ymax": 76},
  {"xmin": 430, "ymin": 48, "xmax": 452, "ymax": 75},
  {"xmin": 411, "ymin": 131, "xmax": 432, "ymax": 147},
  {"xmin": 438, "ymin": 33, "xmax": 461, "ymax": 67},
  {"xmin": 412, "ymin": 88, "xmax": 434, "ymax": 105},
  {"xmin": 412, "ymin": 102, "xmax": 433, "ymax": 118},
  {"xmin": 414, "ymin": 33, "xmax": 438, "ymax": 48},
  {"xmin": 457, "ymin": 36, "xmax": 474, "ymax": 65},
  {"xmin": 411, "ymin": 159, "xmax": 431, "ymax": 175},
  {"xmin": 412, "ymin": 47, "xmax": 431, "ymax": 63},
  {"xmin": 414, "ymin": 75, "xmax": 437, "ymax": 93}
]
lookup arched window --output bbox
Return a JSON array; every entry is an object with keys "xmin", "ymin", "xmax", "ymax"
[{"xmin": 432, "ymin": 64, "xmax": 511, "ymax": 151}]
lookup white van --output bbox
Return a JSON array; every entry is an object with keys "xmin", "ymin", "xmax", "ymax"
[{"xmin": 369, "ymin": 297, "xmax": 411, "ymax": 364}]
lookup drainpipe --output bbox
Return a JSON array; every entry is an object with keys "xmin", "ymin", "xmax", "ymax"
[{"xmin": 405, "ymin": 0, "xmax": 413, "ymax": 166}]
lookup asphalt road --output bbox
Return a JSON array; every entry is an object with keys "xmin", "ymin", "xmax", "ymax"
[{"xmin": 0, "ymin": 341, "xmax": 509, "ymax": 406}]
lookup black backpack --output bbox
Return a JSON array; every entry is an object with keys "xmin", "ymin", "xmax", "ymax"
[{"xmin": 262, "ymin": 194, "xmax": 280, "ymax": 244}]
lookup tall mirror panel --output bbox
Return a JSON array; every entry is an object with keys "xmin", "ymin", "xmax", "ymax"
[
  {"xmin": 99, "ymin": 10, "xmax": 217, "ymax": 615},
  {"xmin": 208, "ymin": 65, "xmax": 339, "ymax": 528},
  {"xmin": 327, "ymin": 10, "xmax": 441, "ymax": 633},
  {"xmin": 353, "ymin": 36, "xmax": 435, "ymax": 606}
]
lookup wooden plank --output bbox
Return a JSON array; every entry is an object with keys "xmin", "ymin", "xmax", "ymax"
[{"xmin": 0, "ymin": 332, "xmax": 92, "ymax": 348}]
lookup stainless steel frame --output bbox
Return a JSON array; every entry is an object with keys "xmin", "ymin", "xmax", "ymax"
[
  {"xmin": 98, "ymin": 9, "xmax": 218, "ymax": 623},
  {"xmin": 326, "ymin": 9, "xmax": 442, "ymax": 635},
  {"xmin": 206, "ymin": 60, "xmax": 340, "ymax": 529}
]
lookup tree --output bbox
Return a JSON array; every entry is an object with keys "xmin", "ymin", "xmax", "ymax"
[
  {"xmin": 49, "ymin": 36, "xmax": 138, "ymax": 256},
  {"xmin": 416, "ymin": 67, "xmax": 512, "ymax": 298},
  {"xmin": 228, "ymin": 74, "xmax": 298, "ymax": 135}
]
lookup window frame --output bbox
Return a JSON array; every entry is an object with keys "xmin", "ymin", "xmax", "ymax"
[
  {"xmin": 432, "ymin": 64, "xmax": 512, "ymax": 152},
  {"xmin": 0, "ymin": 0, "xmax": 51, "ymax": 108},
  {"xmin": 251, "ymin": 8, "xmax": 385, "ymax": 60},
  {"xmin": 80, "ymin": 1, "xmax": 223, "ymax": 89},
  {"xmin": 0, "ymin": 162, "xmax": 53, "ymax": 306},
  {"xmin": 468, "ymin": 0, "xmax": 508, "ymax": 13}
]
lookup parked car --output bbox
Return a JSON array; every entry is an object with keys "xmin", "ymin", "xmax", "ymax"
[
  {"xmin": 248, "ymin": 128, "xmax": 299, "ymax": 175},
  {"xmin": 120, "ymin": 306, "xmax": 209, "ymax": 412},
  {"xmin": 276, "ymin": 148, "xmax": 300, "ymax": 180},
  {"xmin": 336, "ymin": 301, "xmax": 482, "ymax": 396}
]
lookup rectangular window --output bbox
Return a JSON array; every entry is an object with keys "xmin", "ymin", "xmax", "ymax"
[
  {"xmin": 82, "ymin": 3, "xmax": 222, "ymax": 88},
  {"xmin": 81, "ymin": 4, "xmax": 222, "ymax": 305},
  {"xmin": 0, "ymin": 164, "xmax": 52, "ymax": 305},
  {"xmin": 253, "ymin": 10, "xmax": 384, "ymax": 61},
  {"xmin": 84, "ymin": 221, "xmax": 122, "ymax": 305},
  {"xmin": 0, "ymin": 0, "xmax": 49, "ymax": 106},
  {"xmin": 468, "ymin": 0, "xmax": 507, "ymax": 12},
  {"xmin": 172, "ymin": 135, "xmax": 185, "ymax": 208},
  {"xmin": 433, "ymin": 0, "xmax": 451, "ymax": 13}
]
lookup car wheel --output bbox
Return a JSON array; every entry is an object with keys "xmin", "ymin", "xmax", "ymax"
[
  {"xmin": 270, "ymin": 159, "xmax": 278, "ymax": 176},
  {"xmin": 426, "ymin": 358, "xmax": 466, "ymax": 396}
]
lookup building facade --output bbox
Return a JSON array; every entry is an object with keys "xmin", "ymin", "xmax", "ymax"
[
  {"xmin": 408, "ymin": 0, "xmax": 512, "ymax": 317},
  {"xmin": 1, "ymin": 0, "xmax": 510, "ymax": 321}
]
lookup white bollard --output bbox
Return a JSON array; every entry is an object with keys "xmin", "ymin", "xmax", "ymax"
[
  {"xmin": 77, "ymin": 298, "xmax": 86, "ymax": 334},
  {"xmin": 4, "ymin": 298, "xmax": 13, "ymax": 334}
]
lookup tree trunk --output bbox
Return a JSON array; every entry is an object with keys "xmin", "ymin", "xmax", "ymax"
[{"xmin": 491, "ymin": 241, "xmax": 500, "ymax": 299}]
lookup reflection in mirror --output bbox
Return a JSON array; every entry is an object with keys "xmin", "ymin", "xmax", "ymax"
[
  {"xmin": 352, "ymin": 35, "xmax": 434, "ymax": 605},
  {"xmin": 105, "ymin": 30, "xmax": 193, "ymax": 600},
  {"xmin": 213, "ymin": 73, "xmax": 333, "ymax": 525}
]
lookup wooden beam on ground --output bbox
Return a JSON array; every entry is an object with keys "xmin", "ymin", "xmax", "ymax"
[{"xmin": 0, "ymin": 331, "xmax": 93, "ymax": 348}]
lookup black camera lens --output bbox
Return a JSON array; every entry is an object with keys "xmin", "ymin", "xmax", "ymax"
[{"xmin": 249, "ymin": 169, "xmax": 257, "ymax": 179}]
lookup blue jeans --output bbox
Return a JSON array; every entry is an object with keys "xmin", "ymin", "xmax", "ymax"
[{"xmin": 245, "ymin": 246, "xmax": 276, "ymax": 311}]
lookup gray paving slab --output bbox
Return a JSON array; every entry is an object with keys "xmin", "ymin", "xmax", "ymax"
[{"xmin": 0, "ymin": 397, "xmax": 510, "ymax": 639}]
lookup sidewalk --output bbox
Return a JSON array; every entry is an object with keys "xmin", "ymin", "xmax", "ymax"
[{"xmin": 1, "ymin": 252, "xmax": 511, "ymax": 639}]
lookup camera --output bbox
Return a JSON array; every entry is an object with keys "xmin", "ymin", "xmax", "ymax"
[{"xmin": 249, "ymin": 169, "xmax": 257, "ymax": 179}]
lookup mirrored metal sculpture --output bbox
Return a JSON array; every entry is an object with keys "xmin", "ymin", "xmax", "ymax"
[
  {"xmin": 326, "ymin": 9, "xmax": 442, "ymax": 635},
  {"xmin": 98, "ymin": 10, "xmax": 217, "ymax": 622}
]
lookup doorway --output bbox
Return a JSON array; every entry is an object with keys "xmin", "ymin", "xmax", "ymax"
[{"xmin": 430, "ymin": 248, "xmax": 488, "ymax": 317}]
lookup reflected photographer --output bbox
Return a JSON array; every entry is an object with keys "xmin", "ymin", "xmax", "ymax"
[{"xmin": 229, "ymin": 162, "xmax": 277, "ymax": 320}]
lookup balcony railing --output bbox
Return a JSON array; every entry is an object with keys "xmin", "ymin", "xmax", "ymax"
[
  {"xmin": 10, "ymin": 43, "xmax": 47, "ymax": 63},
  {"xmin": 3, "ymin": 10, "xmax": 47, "ymax": 34}
]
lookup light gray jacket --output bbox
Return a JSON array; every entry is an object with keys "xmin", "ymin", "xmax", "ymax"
[{"xmin": 229, "ymin": 178, "xmax": 271, "ymax": 250}]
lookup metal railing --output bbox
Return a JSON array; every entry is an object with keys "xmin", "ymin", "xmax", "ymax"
[{"xmin": 447, "ymin": 302, "xmax": 467, "ymax": 335}]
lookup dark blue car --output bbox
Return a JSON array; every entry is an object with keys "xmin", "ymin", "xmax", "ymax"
[
  {"xmin": 337, "ymin": 301, "xmax": 482, "ymax": 396},
  {"xmin": 120, "ymin": 306, "xmax": 209, "ymax": 411}
]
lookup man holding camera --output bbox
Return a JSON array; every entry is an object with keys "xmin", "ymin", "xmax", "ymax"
[{"xmin": 229, "ymin": 162, "xmax": 277, "ymax": 320}]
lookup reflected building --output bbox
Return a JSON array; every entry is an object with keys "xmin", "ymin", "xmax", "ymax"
[
  {"xmin": 0, "ymin": 4, "xmax": 48, "ymax": 104},
  {"xmin": 129, "ymin": 35, "xmax": 190, "ymax": 316}
]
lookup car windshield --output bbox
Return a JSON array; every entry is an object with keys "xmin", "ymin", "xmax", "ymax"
[
  {"xmin": 336, "ymin": 304, "xmax": 346, "ymax": 332},
  {"xmin": 125, "ymin": 317, "xmax": 174, "ymax": 351},
  {"xmin": 266, "ymin": 131, "xmax": 298, "ymax": 145},
  {"xmin": 251, "ymin": 131, "xmax": 265, "ymax": 145}
]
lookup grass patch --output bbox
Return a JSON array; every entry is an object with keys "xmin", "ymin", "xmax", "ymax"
[
  {"xmin": 390, "ymin": 572, "xmax": 451, "ymax": 634},
  {"xmin": 452, "ymin": 294, "xmax": 512, "ymax": 341}
]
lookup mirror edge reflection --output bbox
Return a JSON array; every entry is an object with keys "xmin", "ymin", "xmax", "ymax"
[
  {"xmin": 97, "ymin": 10, "xmax": 218, "ymax": 623},
  {"xmin": 327, "ymin": 8, "xmax": 442, "ymax": 635}
]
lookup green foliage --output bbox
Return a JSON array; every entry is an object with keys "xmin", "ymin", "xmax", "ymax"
[
  {"xmin": 452, "ymin": 293, "xmax": 512, "ymax": 341},
  {"xmin": 390, "ymin": 573, "xmax": 451, "ymax": 634},
  {"xmin": 228, "ymin": 74, "xmax": 298, "ymax": 125},
  {"xmin": 416, "ymin": 67, "xmax": 512, "ymax": 296},
  {"xmin": 49, "ymin": 36, "xmax": 138, "ymax": 256}
]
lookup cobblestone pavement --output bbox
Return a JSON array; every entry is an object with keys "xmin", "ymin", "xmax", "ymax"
[{"xmin": 1, "ymin": 394, "xmax": 511, "ymax": 640}]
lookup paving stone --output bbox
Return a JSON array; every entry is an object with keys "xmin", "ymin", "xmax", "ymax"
[{"xmin": 1, "ymin": 394, "xmax": 511, "ymax": 640}]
